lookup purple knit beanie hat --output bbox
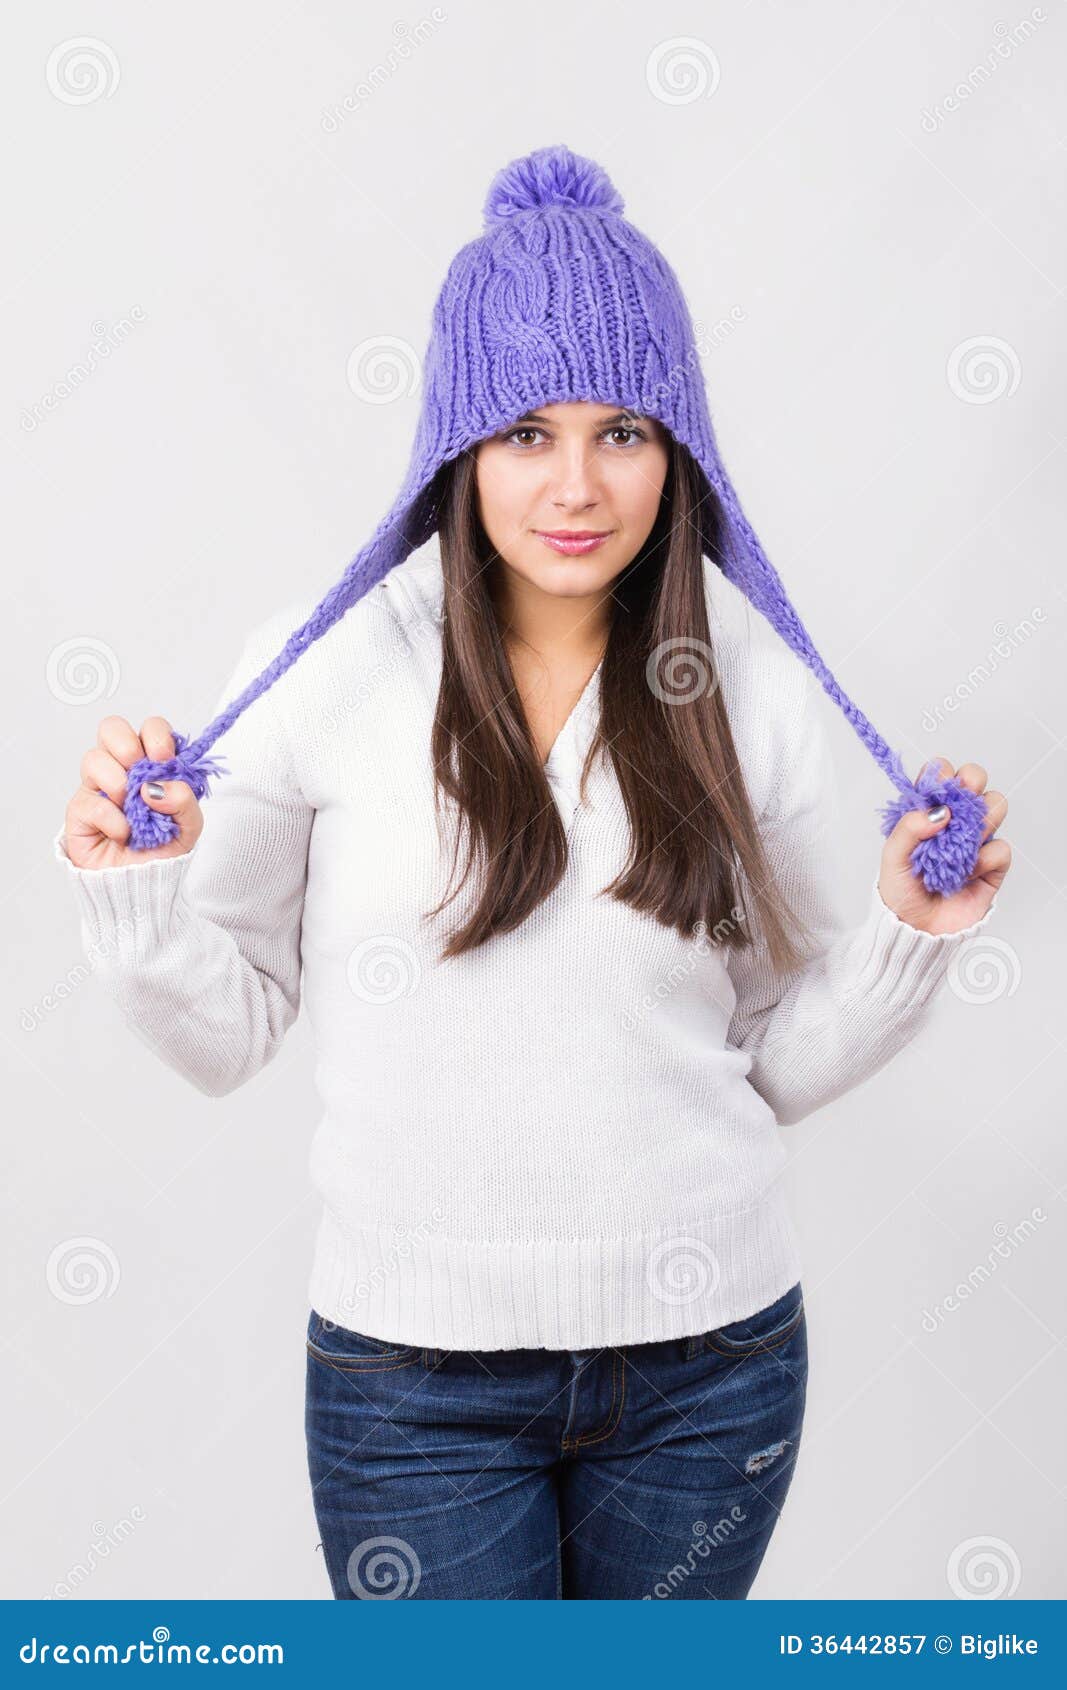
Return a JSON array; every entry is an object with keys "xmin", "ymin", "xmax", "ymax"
[{"xmin": 122, "ymin": 142, "xmax": 986, "ymax": 896}]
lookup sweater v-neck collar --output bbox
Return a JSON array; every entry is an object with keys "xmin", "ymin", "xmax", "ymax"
[
  {"xmin": 542, "ymin": 657, "xmax": 603, "ymax": 769},
  {"xmin": 543, "ymin": 658, "xmax": 604, "ymax": 826}
]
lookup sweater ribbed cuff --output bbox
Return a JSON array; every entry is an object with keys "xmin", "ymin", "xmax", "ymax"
[
  {"xmin": 52, "ymin": 825, "xmax": 200, "ymax": 947},
  {"xmin": 847, "ymin": 875, "xmax": 1000, "ymax": 1011}
]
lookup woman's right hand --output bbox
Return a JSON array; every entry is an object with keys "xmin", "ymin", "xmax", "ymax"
[{"xmin": 63, "ymin": 715, "xmax": 205, "ymax": 870}]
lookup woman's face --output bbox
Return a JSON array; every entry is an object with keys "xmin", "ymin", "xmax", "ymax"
[{"xmin": 473, "ymin": 401, "xmax": 670, "ymax": 600}]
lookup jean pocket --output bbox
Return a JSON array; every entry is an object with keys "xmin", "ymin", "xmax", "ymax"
[
  {"xmin": 702, "ymin": 1282, "xmax": 805, "ymax": 1359},
  {"xmin": 306, "ymin": 1309, "xmax": 419, "ymax": 1369}
]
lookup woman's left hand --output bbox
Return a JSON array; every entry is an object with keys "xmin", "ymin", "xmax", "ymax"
[{"xmin": 878, "ymin": 757, "xmax": 1011, "ymax": 935}]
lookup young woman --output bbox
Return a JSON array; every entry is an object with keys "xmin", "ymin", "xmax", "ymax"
[{"xmin": 55, "ymin": 148, "xmax": 1010, "ymax": 1600}]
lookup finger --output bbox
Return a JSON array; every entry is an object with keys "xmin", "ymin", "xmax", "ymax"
[
  {"xmin": 954, "ymin": 761, "xmax": 988, "ymax": 793},
  {"xmin": 98, "ymin": 715, "xmax": 146, "ymax": 771},
  {"xmin": 138, "ymin": 778, "xmax": 202, "ymax": 843},
  {"xmin": 971, "ymin": 836, "xmax": 1012, "ymax": 891},
  {"xmin": 66, "ymin": 787, "xmax": 132, "ymax": 847},
  {"xmin": 80, "ymin": 746, "xmax": 132, "ymax": 806},
  {"xmin": 140, "ymin": 716, "xmax": 176, "ymax": 763},
  {"xmin": 979, "ymin": 789, "xmax": 1007, "ymax": 840},
  {"xmin": 883, "ymin": 800, "xmax": 951, "ymax": 868},
  {"xmin": 913, "ymin": 753, "xmax": 953, "ymax": 784}
]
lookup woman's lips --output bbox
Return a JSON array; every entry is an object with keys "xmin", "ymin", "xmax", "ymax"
[{"xmin": 534, "ymin": 530, "xmax": 612, "ymax": 556}]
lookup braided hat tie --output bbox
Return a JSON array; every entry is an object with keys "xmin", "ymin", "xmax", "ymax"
[{"xmin": 121, "ymin": 144, "xmax": 987, "ymax": 895}]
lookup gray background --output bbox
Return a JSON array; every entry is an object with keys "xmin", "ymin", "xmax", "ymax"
[{"xmin": 7, "ymin": 0, "xmax": 1064, "ymax": 1599}]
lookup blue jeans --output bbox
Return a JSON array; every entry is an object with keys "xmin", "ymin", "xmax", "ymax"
[{"xmin": 305, "ymin": 1280, "xmax": 807, "ymax": 1599}]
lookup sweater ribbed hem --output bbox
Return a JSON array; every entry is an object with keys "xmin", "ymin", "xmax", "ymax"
[{"xmin": 306, "ymin": 1194, "xmax": 804, "ymax": 1352}]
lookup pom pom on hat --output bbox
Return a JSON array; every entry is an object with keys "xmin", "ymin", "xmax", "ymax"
[
  {"xmin": 878, "ymin": 763, "xmax": 988, "ymax": 897},
  {"xmin": 482, "ymin": 143, "xmax": 625, "ymax": 228}
]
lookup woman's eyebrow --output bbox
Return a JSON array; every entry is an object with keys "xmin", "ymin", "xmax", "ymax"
[
  {"xmin": 597, "ymin": 409, "xmax": 648, "ymax": 426},
  {"xmin": 512, "ymin": 408, "xmax": 648, "ymax": 426}
]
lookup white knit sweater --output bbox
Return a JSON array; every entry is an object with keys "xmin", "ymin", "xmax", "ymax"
[{"xmin": 53, "ymin": 552, "xmax": 998, "ymax": 1350}]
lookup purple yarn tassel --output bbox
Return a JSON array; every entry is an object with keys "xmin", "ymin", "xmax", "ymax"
[
  {"xmin": 117, "ymin": 733, "xmax": 229, "ymax": 850},
  {"xmin": 878, "ymin": 761, "xmax": 990, "ymax": 898}
]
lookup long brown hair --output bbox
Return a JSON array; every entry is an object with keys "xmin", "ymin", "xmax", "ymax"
[{"xmin": 423, "ymin": 436, "xmax": 812, "ymax": 974}]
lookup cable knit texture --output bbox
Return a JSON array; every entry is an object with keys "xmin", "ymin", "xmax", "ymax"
[{"xmin": 53, "ymin": 552, "xmax": 999, "ymax": 1351}]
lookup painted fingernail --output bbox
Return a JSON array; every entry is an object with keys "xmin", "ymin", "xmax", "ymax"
[
  {"xmin": 144, "ymin": 781, "xmax": 165, "ymax": 799},
  {"xmin": 927, "ymin": 804, "xmax": 948, "ymax": 823}
]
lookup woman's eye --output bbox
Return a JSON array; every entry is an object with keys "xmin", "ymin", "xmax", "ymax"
[{"xmin": 501, "ymin": 423, "xmax": 647, "ymax": 448}]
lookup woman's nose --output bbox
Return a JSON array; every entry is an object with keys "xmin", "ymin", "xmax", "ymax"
[{"xmin": 552, "ymin": 453, "xmax": 600, "ymax": 509}]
